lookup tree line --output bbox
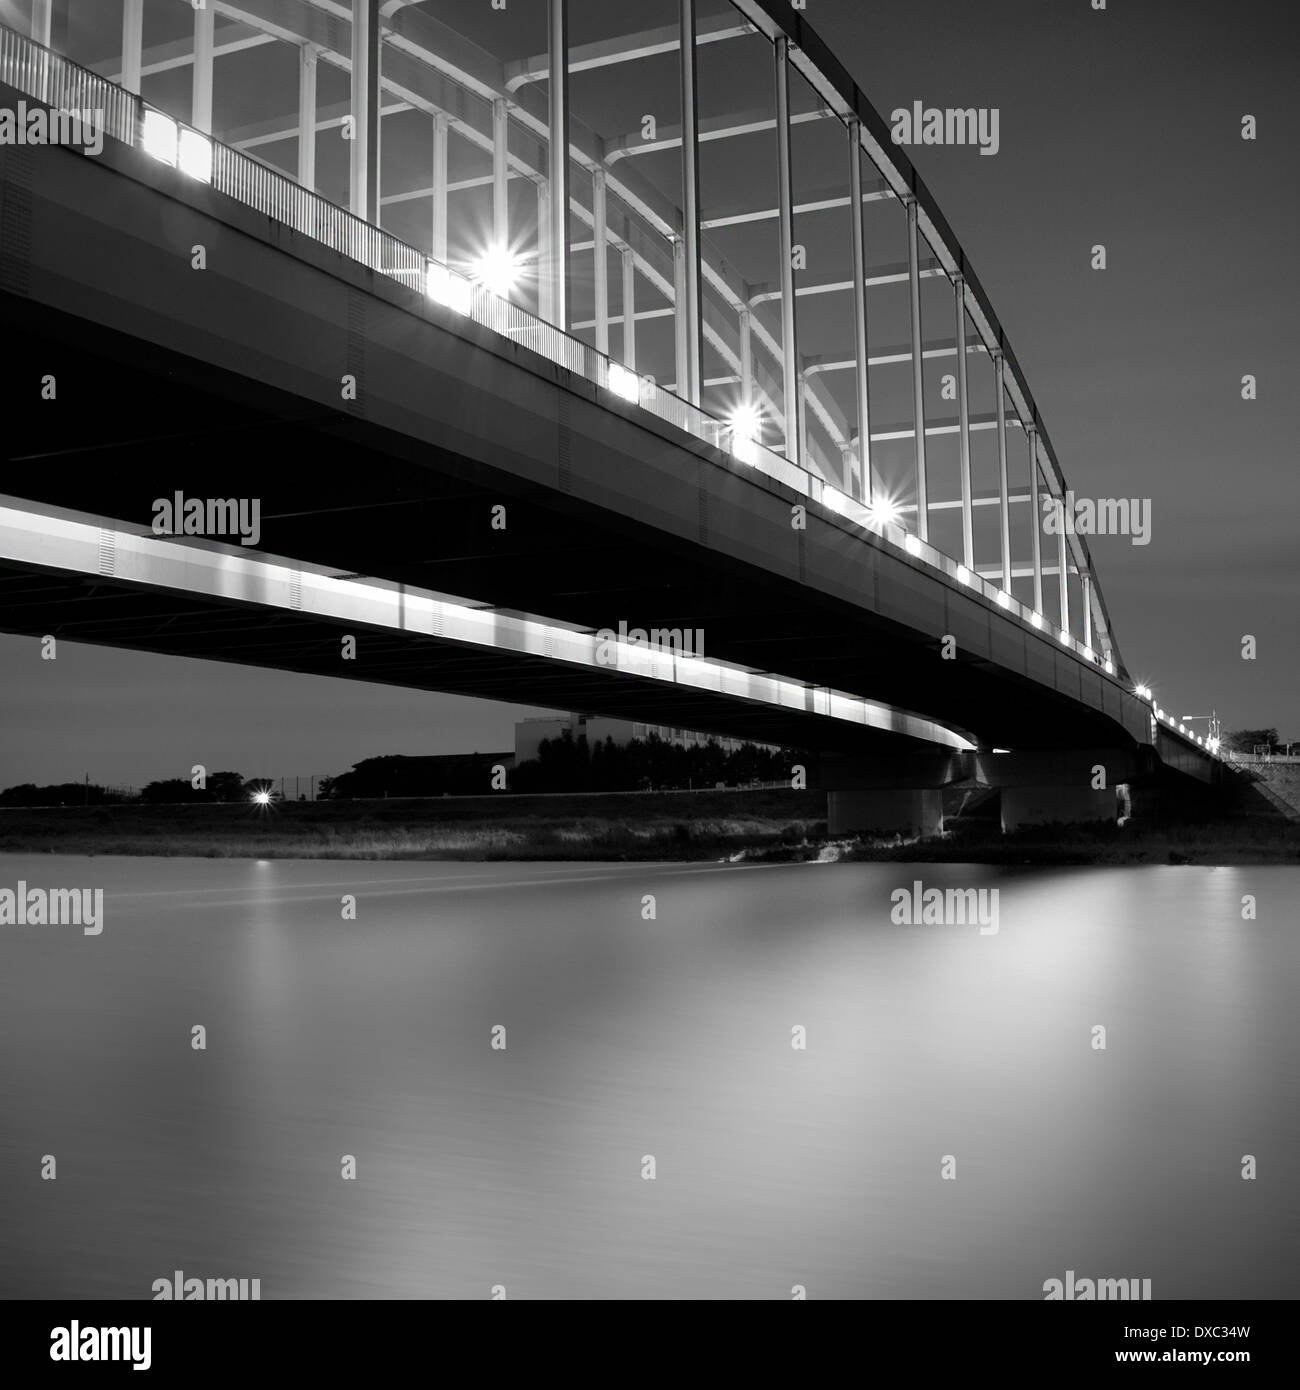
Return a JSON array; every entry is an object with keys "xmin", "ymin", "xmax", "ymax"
[
  {"xmin": 0, "ymin": 773, "xmax": 282, "ymax": 806},
  {"xmin": 508, "ymin": 731, "xmax": 798, "ymax": 794},
  {"xmin": 318, "ymin": 735, "xmax": 802, "ymax": 798}
]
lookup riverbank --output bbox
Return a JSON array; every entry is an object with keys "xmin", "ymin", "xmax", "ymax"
[
  {"xmin": 814, "ymin": 818, "xmax": 1300, "ymax": 866},
  {"xmin": 0, "ymin": 790, "xmax": 826, "ymax": 861},
  {"xmin": 2, "ymin": 791, "xmax": 1298, "ymax": 863}
]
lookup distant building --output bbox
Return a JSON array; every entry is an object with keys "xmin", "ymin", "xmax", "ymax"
[{"xmin": 515, "ymin": 714, "xmax": 754, "ymax": 765}]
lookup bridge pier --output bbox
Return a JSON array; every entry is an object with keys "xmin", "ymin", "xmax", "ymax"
[
  {"xmin": 821, "ymin": 752, "xmax": 967, "ymax": 837},
  {"xmin": 822, "ymin": 750, "xmax": 1153, "ymax": 838},
  {"xmin": 828, "ymin": 788, "xmax": 945, "ymax": 838},
  {"xmin": 998, "ymin": 784, "xmax": 1118, "ymax": 831},
  {"xmin": 974, "ymin": 750, "xmax": 1139, "ymax": 832}
]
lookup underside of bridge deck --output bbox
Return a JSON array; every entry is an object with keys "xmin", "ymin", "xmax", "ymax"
[{"xmin": 0, "ymin": 291, "xmax": 1139, "ymax": 756}]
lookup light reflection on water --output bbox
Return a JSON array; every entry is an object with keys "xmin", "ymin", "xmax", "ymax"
[{"xmin": 0, "ymin": 855, "xmax": 1295, "ymax": 1299}]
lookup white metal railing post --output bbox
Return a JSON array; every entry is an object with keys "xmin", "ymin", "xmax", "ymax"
[
  {"xmin": 431, "ymin": 112, "xmax": 448, "ymax": 262},
  {"xmin": 995, "ymin": 351, "xmax": 1011, "ymax": 592},
  {"xmin": 739, "ymin": 304, "xmax": 753, "ymax": 413},
  {"xmin": 349, "ymin": 0, "xmax": 379, "ymax": 223},
  {"xmin": 546, "ymin": 0, "xmax": 569, "ymax": 329},
  {"xmin": 492, "ymin": 96, "xmax": 509, "ymax": 251},
  {"xmin": 1057, "ymin": 489, "xmax": 1070, "ymax": 635},
  {"xmin": 192, "ymin": 0, "xmax": 215, "ymax": 134},
  {"xmin": 1027, "ymin": 424, "xmax": 1043, "ymax": 614},
  {"xmin": 679, "ymin": 0, "xmax": 702, "ymax": 406},
  {"xmin": 907, "ymin": 195, "xmax": 928, "ymax": 540},
  {"xmin": 774, "ymin": 36, "xmax": 800, "ymax": 464},
  {"xmin": 621, "ymin": 245, "xmax": 636, "ymax": 369},
  {"xmin": 847, "ymin": 116, "xmax": 872, "ymax": 505},
  {"xmin": 673, "ymin": 237, "xmax": 687, "ymax": 393},
  {"xmin": 954, "ymin": 274, "xmax": 973, "ymax": 568},
  {"xmin": 121, "ymin": 1, "xmax": 144, "ymax": 98},
  {"xmin": 592, "ymin": 167, "xmax": 609, "ymax": 354},
  {"xmin": 298, "ymin": 45, "xmax": 317, "ymax": 190},
  {"xmin": 537, "ymin": 181, "xmax": 552, "ymax": 322}
]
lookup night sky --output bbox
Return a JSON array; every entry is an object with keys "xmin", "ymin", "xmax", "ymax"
[{"xmin": 1, "ymin": 0, "xmax": 1295, "ymax": 788}]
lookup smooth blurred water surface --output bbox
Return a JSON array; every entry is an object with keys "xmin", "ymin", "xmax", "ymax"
[{"xmin": 0, "ymin": 854, "xmax": 1296, "ymax": 1299}]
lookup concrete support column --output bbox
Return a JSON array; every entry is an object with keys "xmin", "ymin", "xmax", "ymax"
[
  {"xmin": 349, "ymin": 0, "xmax": 380, "ymax": 223},
  {"xmin": 679, "ymin": 0, "xmax": 702, "ymax": 405},
  {"xmin": 995, "ymin": 351, "xmax": 1011, "ymax": 591},
  {"xmin": 847, "ymin": 117, "xmax": 872, "ymax": 504},
  {"xmin": 592, "ymin": 168, "xmax": 609, "ymax": 354},
  {"xmin": 431, "ymin": 112, "xmax": 448, "ymax": 262},
  {"xmin": 621, "ymin": 245, "xmax": 636, "ymax": 369},
  {"xmin": 976, "ymin": 750, "xmax": 1131, "ymax": 832},
  {"xmin": 545, "ymin": 0, "xmax": 569, "ymax": 329},
  {"xmin": 954, "ymin": 274, "xmax": 973, "ymax": 568},
  {"xmin": 821, "ymin": 750, "xmax": 964, "ymax": 837},
  {"xmin": 192, "ymin": 0, "xmax": 216, "ymax": 135},
  {"xmin": 774, "ymin": 37, "xmax": 800, "ymax": 463},
  {"xmin": 121, "ymin": 0, "xmax": 144, "ymax": 96},
  {"xmin": 1001, "ymin": 784, "xmax": 1117, "ymax": 831},
  {"xmin": 906, "ymin": 195, "xmax": 928, "ymax": 540},
  {"xmin": 828, "ymin": 789, "xmax": 944, "ymax": 838},
  {"xmin": 298, "ymin": 46, "xmax": 318, "ymax": 190}
]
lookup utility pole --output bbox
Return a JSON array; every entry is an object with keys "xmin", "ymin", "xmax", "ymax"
[{"xmin": 1181, "ymin": 712, "xmax": 1221, "ymax": 745}]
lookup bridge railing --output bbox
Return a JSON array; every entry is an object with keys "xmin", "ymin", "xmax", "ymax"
[
  {"xmin": 210, "ymin": 142, "xmax": 428, "ymax": 290},
  {"xmin": 0, "ymin": 23, "xmax": 1142, "ymax": 716},
  {"xmin": 0, "ymin": 25, "xmax": 136, "ymax": 144}
]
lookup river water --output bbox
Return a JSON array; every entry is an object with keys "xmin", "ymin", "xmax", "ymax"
[{"xmin": 0, "ymin": 854, "xmax": 1295, "ymax": 1299}]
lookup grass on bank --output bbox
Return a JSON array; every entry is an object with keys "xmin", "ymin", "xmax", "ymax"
[
  {"xmin": 0, "ymin": 790, "xmax": 826, "ymax": 862},
  {"xmin": 1, "ymin": 791, "xmax": 1296, "ymax": 864}
]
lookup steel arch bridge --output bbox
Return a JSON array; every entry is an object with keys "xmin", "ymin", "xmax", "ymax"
[
  {"xmin": 20, "ymin": 0, "xmax": 1120, "ymax": 657},
  {"xmin": 0, "ymin": 1, "xmax": 1228, "ymax": 824}
]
